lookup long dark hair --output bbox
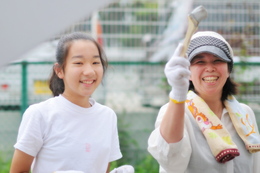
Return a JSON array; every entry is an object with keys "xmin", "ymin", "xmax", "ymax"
[{"xmin": 49, "ymin": 32, "xmax": 108, "ymax": 96}]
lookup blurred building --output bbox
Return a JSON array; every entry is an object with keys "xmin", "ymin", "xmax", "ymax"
[{"xmin": 52, "ymin": 0, "xmax": 260, "ymax": 62}]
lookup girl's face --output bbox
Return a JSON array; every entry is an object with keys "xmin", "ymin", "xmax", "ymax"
[
  {"xmin": 57, "ymin": 40, "xmax": 103, "ymax": 106},
  {"xmin": 189, "ymin": 53, "xmax": 230, "ymax": 99}
]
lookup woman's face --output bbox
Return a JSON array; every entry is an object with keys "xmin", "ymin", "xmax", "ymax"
[{"xmin": 189, "ymin": 53, "xmax": 230, "ymax": 98}]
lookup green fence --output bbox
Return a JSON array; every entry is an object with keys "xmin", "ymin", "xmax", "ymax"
[{"xmin": 2, "ymin": 61, "xmax": 260, "ymax": 113}]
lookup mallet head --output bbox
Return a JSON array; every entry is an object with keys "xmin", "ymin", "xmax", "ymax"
[{"xmin": 190, "ymin": 5, "xmax": 208, "ymax": 27}]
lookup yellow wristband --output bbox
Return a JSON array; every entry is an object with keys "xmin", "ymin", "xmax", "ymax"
[{"xmin": 169, "ymin": 98, "xmax": 185, "ymax": 104}]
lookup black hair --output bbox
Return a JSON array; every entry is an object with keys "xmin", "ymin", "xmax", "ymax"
[{"xmin": 49, "ymin": 32, "xmax": 108, "ymax": 96}]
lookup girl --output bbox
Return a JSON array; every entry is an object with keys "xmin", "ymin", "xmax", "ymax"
[
  {"xmin": 10, "ymin": 32, "xmax": 122, "ymax": 173},
  {"xmin": 148, "ymin": 31, "xmax": 260, "ymax": 173}
]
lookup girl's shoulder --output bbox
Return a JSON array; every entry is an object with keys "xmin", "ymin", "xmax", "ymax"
[
  {"xmin": 93, "ymin": 102, "xmax": 116, "ymax": 114},
  {"xmin": 89, "ymin": 98, "xmax": 114, "ymax": 112},
  {"xmin": 91, "ymin": 99, "xmax": 117, "ymax": 117},
  {"xmin": 30, "ymin": 96, "xmax": 60, "ymax": 109},
  {"xmin": 23, "ymin": 96, "xmax": 61, "ymax": 116}
]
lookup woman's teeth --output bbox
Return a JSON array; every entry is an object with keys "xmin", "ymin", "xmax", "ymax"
[{"xmin": 203, "ymin": 77, "xmax": 218, "ymax": 83}]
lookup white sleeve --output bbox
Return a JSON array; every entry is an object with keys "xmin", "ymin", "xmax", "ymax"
[
  {"xmin": 14, "ymin": 105, "xmax": 44, "ymax": 157},
  {"xmin": 253, "ymin": 152, "xmax": 260, "ymax": 173},
  {"xmin": 147, "ymin": 104, "xmax": 192, "ymax": 173}
]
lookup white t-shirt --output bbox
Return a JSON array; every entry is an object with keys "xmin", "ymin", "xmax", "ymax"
[
  {"xmin": 148, "ymin": 102, "xmax": 260, "ymax": 173},
  {"xmin": 14, "ymin": 95, "xmax": 122, "ymax": 173}
]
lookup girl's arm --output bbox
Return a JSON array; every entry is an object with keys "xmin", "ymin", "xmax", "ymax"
[
  {"xmin": 106, "ymin": 163, "xmax": 110, "ymax": 173},
  {"xmin": 10, "ymin": 149, "xmax": 34, "ymax": 173}
]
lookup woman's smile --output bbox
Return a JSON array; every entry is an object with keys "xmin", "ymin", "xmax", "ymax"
[{"xmin": 202, "ymin": 76, "xmax": 219, "ymax": 83}]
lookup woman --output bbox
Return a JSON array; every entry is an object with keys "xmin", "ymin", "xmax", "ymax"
[{"xmin": 148, "ymin": 31, "xmax": 260, "ymax": 173}]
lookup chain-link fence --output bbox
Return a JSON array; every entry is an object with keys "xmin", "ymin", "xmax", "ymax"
[{"xmin": 1, "ymin": 61, "xmax": 260, "ymax": 160}]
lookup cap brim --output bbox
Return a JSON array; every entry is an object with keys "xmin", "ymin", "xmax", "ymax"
[{"xmin": 188, "ymin": 45, "xmax": 231, "ymax": 62}]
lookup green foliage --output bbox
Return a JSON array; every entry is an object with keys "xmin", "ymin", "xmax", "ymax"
[
  {"xmin": 110, "ymin": 161, "xmax": 119, "ymax": 170},
  {"xmin": 110, "ymin": 152, "xmax": 159, "ymax": 173},
  {"xmin": 134, "ymin": 154, "xmax": 159, "ymax": 173},
  {"xmin": 0, "ymin": 153, "xmax": 11, "ymax": 173},
  {"xmin": 116, "ymin": 111, "xmax": 139, "ymax": 166},
  {"xmin": 110, "ymin": 111, "xmax": 159, "ymax": 172}
]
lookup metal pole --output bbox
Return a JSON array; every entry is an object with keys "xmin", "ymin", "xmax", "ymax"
[{"xmin": 21, "ymin": 61, "xmax": 28, "ymax": 116}]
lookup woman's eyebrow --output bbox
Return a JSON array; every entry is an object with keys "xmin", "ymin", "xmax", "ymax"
[
  {"xmin": 194, "ymin": 55, "xmax": 204, "ymax": 59},
  {"xmin": 191, "ymin": 57, "xmax": 203, "ymax": 63}
]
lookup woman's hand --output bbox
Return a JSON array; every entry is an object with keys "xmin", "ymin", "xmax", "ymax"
[{"xmin": 164, "ymin": 43, "xmax": 191, "ymax": 103}]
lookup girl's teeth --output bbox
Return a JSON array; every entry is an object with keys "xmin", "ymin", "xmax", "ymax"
[{"xmin": 82, "ymin": 81, "xmax": 93, "ymax": 84}]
